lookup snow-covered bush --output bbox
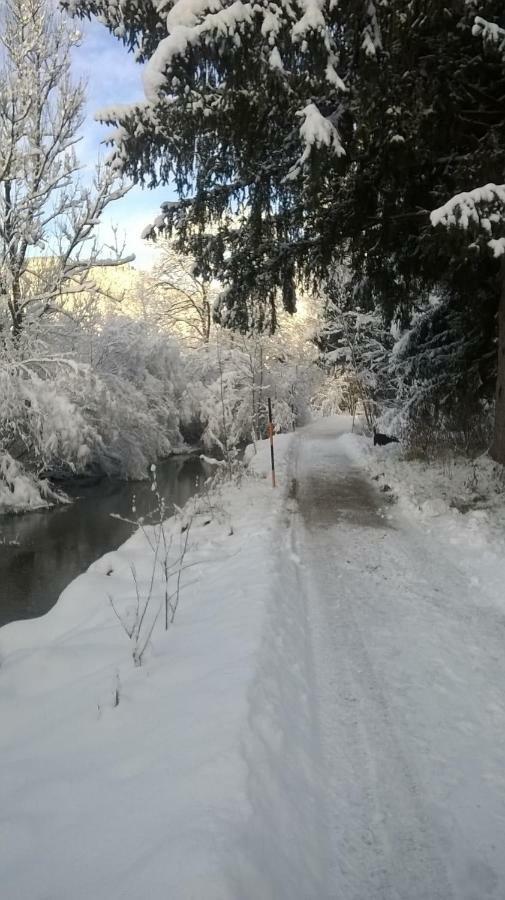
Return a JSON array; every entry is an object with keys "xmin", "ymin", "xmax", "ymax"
[
  {"xmin": 179, "ymin": 324, "xmax": 321, "ymax": 457},
  {"xmin": 0, "ymin": 451, "xmax": 60, "ymax": 512},
  {"xmin": 0, "ymin": 314, "xmax": 188, "ymax": 510},
  {"xmin": 0, "ymin": 343, "xmax": 99, "ymax": 510},
  {"xmin": 81, "ymin": 316, "xmax": 185, "ymax": 478}
]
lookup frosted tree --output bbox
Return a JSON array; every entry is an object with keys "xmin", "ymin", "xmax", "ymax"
[
  {"xmin": 63, "ymin": 0, "xmax": 505, "ymax": 465},
  {"xmin": 318, "ymin": 269, "xmax": 395, "ymax": 426},
  {"xmin": 431, "ymin": 190, "xmax": 505, "ymax": 462},
  {"xmin": 0, "ymin": 0, "xmax": 130, "ymax": 337},
  {"xmin": 0, "ymin": 0, "xmax": 137, "ymax": 510},
  {"xmin": 138, "ymin": 242, "xmax": 216, "ymax": 346},
  {"xmin": 179, "ymin": 318, "xmax": 320, "ymax": 456}
]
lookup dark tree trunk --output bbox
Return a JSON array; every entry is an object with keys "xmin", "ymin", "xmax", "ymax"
[
  {"xmin": 8, "ymin": 276, "xmax": 23, "ymax": 338},
  {"xmin": 491, "ymin": 260, "xmax": 505, "ymax": 464}
]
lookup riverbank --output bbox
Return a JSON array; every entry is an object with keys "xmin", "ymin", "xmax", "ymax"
[
  {"xmin": 0, "ymin": 454, "xmax": 205, "ymax": 627},
  {"xmin": 0, "ymin": 430, "xmax": 295, "ymax": 900},
  {"xmin": 0, "ymin": 444, "xmax": 203, "ymax": 517}
]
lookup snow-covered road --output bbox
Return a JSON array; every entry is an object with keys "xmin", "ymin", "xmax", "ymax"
[
  {"xmin": 2, "ymin": 416, "xmax": 505, "ymax": 900},
  {"xmin": 277, "ymin": 417, "xmax": 505, "ymax": 899}
]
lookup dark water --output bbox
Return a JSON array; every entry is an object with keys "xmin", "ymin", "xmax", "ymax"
[{"xmin": 0, "ymin": 455, "xmax": 205, "ymax": 628}]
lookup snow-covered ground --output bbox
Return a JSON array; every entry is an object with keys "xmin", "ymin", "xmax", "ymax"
[
  {"xmin": 2, "ymin": 416, "xmax": 505, "ymax": 899},
  {"xmin": 0, "ymin": 433, "xmax": 301, "ymax": 900},
  {"xmin": 345, "ymin": 429, "xmax": 505, "ymax": 597}
]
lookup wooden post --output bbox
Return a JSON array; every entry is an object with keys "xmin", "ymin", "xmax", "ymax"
[{"xmin": 267, "ymin": 397, "xmax": 276, "ymax": 488}]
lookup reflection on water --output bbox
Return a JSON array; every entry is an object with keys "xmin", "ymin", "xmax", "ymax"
[{"xmin": 0, "ymin": 455, "xmax": 205, "ymax": 628}]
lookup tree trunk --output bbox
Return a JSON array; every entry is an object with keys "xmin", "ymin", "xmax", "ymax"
[
  {"xmin": 204, "ymin": 299, "xmax": 211, "ymax": 343},
  {"xmin": 8, "ymin": 275, "xmax": 23, "ymax": 338},
  {"xmin": 491, "ymin": 260, "xmax": 505, "ymax": 464}
]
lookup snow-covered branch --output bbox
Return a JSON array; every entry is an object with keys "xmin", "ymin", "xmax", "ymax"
[
  {"xmin": 431, "ymin": 183, "xmax": 505, "ymax": 256},
  {"xmin": 0, "ymin": 0, "xmax": 130, "ymax": 335},
  {"xmin": 473, "ymin": 16, "xmax": 505, "ymax": 55},
  {"xmin": 285, "ymin": 103, "xmax": 346, "ymax": 181}
]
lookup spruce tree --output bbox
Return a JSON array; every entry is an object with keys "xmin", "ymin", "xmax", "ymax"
[
  {"xmin": 63, "ymin": 0, "xmax": 361, "ymax": 329},
  {"xmin": 64, "ymin": 0, "xmax": 505, "ymax": 453},
  {"xmin": 64, "ymin": 1, "xmax": 504, "ymax": 319}
]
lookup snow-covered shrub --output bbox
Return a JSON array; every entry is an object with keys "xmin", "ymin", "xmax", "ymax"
[
  {"xmin": 180, "ymin": 342, "xmax": 251, "ymax": 457},
  {"xmin": 0, "ymin": 343, "xmax": 100, "ymax": 509},
  {"xmin": 82, "ymin": 316, "xmax": 185, "ymax": 478},
  {"xmin": 0, "ymin": 315, "xmax": 188, "ymax": 511},
  {"xmin": 0, "ymin": 451, "xmax": 61, "ymax": 512},
  {"xmin": 0, "ymin": 274, "xmax": 325, "ymax": 511},
  {"xmin": 179, "ymin": 325, "xmax": 321, "ymax": 458}
]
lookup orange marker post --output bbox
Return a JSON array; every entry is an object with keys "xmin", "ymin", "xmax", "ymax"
[{"xmin": 267, "ymin": 397, "xmax": 276, "ymax": 488}]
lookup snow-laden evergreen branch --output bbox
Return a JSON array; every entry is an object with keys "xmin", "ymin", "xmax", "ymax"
[
  {"xmin": 285, "ymin": 103, "xmax": 345, "ymax": 181},
  {"xmin": 431, "ymin": 184, "xmax": 505, "ymax": 256},
  {"xmin": 473, "ymin": 16, "xmax": 505, "ymax": 54}
]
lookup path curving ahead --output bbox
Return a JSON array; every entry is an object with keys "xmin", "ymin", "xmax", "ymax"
[{"xmin": 269, "ymin": 417, "xmax": 505, "ymax": 899}]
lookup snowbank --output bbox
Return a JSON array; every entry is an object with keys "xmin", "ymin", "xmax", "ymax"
[
  {"xmin": 340, "ymin": 428, "xmax": 505, "ymax": 591},
  {"xmin": 0, "ymin": 432, "xmax": 324, "ymax": 900}
]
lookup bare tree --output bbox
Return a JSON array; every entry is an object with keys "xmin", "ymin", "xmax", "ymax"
[
  {"xmin": 140, "ymin": 241, "xmax": 215, "ymax": 345},
  {"xmin": 0, "ymin": 0, "xmax": 131, "ymax": 337}
]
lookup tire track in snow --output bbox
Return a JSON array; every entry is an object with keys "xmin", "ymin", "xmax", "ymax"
[
  {"xmin": 289, "ymin": 421, "xmax": 456, "ymax": 899},
  {"xmin": 238, "ymin": 418, "xmax": 505, "ymax": 899}
]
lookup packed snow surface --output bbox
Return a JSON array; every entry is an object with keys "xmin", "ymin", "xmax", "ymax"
[{"xmin": 2, "ymin": 417, "xmax": 505, "ymax": 898}]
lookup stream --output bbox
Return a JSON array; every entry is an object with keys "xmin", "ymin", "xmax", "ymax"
[{"xmin": 0, "ymin": 455, "xmax": 205, "ymax": 628}]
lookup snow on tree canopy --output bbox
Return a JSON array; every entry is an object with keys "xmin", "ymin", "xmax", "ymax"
[
  {"xmin": 291, "ymin": 0, "xmax": 326, "ymax": 38},
  {"xmin": 61, "ymin": 0, "xmax": 385, "ymax": 327},
  {"xmin": 431, "ymin": 184, "xmax": 505, "ymax": 256},
  {"xmin": 361, "ymin": 0, "xmax": 381, "ymax": 57},
  {"xmin": 65, "ymin": 0, "xmax": 349, "ymax": 171},
  {"xmin": 62, "ymin": 0, "xmax": 358, "ymax": 328},
  {"xmin": 431, "ymin": 184, "xmax": 505, "ymax": 230},
  {"xmin": 141, "ymin": 0, "xmax": 347, "ymax": 105}
]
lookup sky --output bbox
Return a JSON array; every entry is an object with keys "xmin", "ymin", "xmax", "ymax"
[{"xmin": 71, "ymin": 19, "xmax": 171, "ymax": 269}]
